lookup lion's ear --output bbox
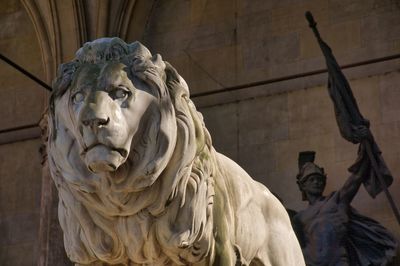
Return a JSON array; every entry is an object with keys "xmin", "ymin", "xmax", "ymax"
[
  {"xmin": 130, "ymin": 53, "xmax": 169, "ymax": 98},
  {"xmin": 151, "ymin": 54, "xmax": 166, "ymax": 74}
]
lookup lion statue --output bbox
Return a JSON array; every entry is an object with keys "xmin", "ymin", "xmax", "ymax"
[{"xmin": 48, "ymin": 38, "xmax": 304, "ymax": 266}]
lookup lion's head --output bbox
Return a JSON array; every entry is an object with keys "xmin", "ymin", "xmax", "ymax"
[
  {"xmin": 50, "ymin": 38, "xmax": 179, "ymax": 191},
  {"xmin": 48, "ymin": 38, "xmax": 214, "ymax": 265}
]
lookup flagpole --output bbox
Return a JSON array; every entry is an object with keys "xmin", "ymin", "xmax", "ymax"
[{"xmin": 306, "ymin": 11, "xmax": 400, "ymax": 225}]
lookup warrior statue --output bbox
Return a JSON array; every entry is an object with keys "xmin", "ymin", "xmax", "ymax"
[
  {"xmin": 293, "ymin": 12, "xmax": 399, "ymax": 266},
  {"xmin": 293, "ymin": 147, "xmax": 397, "ymax": 265}
]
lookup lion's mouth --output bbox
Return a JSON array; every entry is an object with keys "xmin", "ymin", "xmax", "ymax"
[
  {"xmin": 81, "ymin": 143, "xmax": 129, "ymax": 173},
  {"xmin": 82, "ymin": 143, "xmax": 128, "ymax": 158}
]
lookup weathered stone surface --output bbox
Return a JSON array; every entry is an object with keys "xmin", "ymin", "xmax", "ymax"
[
  {"xmin": 0, "ymin": 0, "xmax": 45, "ymax": 131},
  {"xmin": 300, "ymin": 20, "xmax": 361, "ymax": 59},
  {"xmin": 0, "ymin": 212, "xmax": 40, "ymax": 246},
  {"xmin": 144, "ymin": 0, "xmax": 400, "ymax": 100},
  {"xmin": 0, "ymin": 243, "xmax": 37, "ymax": 266},
  {"xmin": 48, "ymin": 38, "xmax": 304, "ymax": 265},
  {"xmin": 186, "ymin": 45, "xmax": 238, "ymax": 89},
  {"xmin": 361, "ymin": 10, "xmax": 400, "ymax": 43},
  {"xmin": 238, "ymin": 142, "xmax": 277, "ymax": 181},
  {"xmin": 0, "ymin": 2, "xmax": 47, "ymax": 266},
  {"xmin": 0, "ymin": 139, "xmax": 42, "ymax": 266},
  {"xmin": 0, "ymin": 140, "xmax": 42, "ymax": 213},
  {"xmin": 238, "ymin": 94, "xmax": 289, "ymax": 146},
  {"xmin": 288, "ymin": 85, "xmax": 337, "ymax": 139},
  {"xmin": 380, "ymin": 71, "xmax": 400, "ymax": 123},
  {"xmin": 201, "ymin": 103, "xmax": 238, "ymax": 161},
  {"xmin": 237, "ymin": 13, "xmax": 271, "ymax": 70}
]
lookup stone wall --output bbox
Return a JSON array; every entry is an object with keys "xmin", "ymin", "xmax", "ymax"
[
  {"xmin": 201, "ymin": 72, "xmax": 400, "ymax": 241},
  {"xmin": 0, "ymin": 140, "xmax": 43, "ymax": 265},
  {"xmin": 142, "ymin": 0, "xmax": 400, "ymax": 263},
  {"xmin": 0, "ymin": 1, "xmax": 46, "ymax": 265},
  {"xmin": 142, "ymin": 0, "xmax": 400, "ymax": 99}
]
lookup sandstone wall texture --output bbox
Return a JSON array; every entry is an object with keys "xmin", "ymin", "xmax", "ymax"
[
  {"xmin": 142, "ymin": 0, "xmax": 400, "ymax": 263},
  {"xmin": 0, "ymin": 0, "xmax": 399, "ymax": 265},
  {"xmin": 0, "ymin": 1, "xmax": 45, "ymax": 265}
]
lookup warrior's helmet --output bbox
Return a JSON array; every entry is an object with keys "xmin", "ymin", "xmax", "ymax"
[{"xmin": 296, "ymin": 151, "xmax": 326, "ymax": 200}]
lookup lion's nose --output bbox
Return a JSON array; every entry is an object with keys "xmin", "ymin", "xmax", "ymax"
[{"xmin": 80, "ymin": 92, "xmax": 111, "ymax": 129}]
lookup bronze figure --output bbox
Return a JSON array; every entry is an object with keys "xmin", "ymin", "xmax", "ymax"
[{"xmin": 293, "ymin": 146, "xmax": 397, "ymax": 265}]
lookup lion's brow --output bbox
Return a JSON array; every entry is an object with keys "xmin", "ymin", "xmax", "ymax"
[{"xmin": 71, "ymin": 84, "xmax": 93, "ymax": 94}]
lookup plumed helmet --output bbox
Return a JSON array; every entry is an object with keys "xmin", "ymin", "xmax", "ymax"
[
  {"xmin": 296, "ymin": 151, "xmax": 326, "ymax": 200},
  {"xmin": 297, "ymin": 162, "xmax": 326, "ymax": 183}
]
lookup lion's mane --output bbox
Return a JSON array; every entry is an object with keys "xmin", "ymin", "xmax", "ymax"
[{"xmin": 48, "ymin": 38, "xmax": 216, "ymax": 265}]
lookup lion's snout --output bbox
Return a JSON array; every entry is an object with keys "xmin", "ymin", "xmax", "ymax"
[
  {"xmin": 76, "ymin": 91, "xmax": 129, "ymax": 173},
  {"xmin": 79, "ymin": 91, "xmax": 112, "ymax": 131}
]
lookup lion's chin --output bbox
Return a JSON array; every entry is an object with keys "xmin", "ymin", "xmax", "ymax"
[{"xmin": 84, "ymin": 145, "xmax": 127, "ymax": 173}]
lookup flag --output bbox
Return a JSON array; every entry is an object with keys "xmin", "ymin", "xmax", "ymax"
[{"xmin": 305, "ymin": 12, "xmax": 393, "ymax": 197}]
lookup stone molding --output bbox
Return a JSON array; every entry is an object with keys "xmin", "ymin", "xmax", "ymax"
[{"xmin": 193, "ymin": 57, "xmax": 400, "ymax": 108}]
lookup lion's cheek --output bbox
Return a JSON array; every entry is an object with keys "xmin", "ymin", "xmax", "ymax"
[{"xmin": 119, "ymin": 104, "xmax": 153, "ymax": 150}]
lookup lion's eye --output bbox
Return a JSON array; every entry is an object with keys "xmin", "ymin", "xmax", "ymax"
[
  {"xmin": 111, "ymin": 87, "xmax": 130, "ymax": 100},
  {"xmin": 72, "ymin": 92, "xmax": 85, "ymax": 104}
]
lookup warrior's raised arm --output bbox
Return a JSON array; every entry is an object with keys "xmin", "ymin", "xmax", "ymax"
[{"xmin": 337, "ymin": 125, "xmax": 371, "ymax": 205}]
